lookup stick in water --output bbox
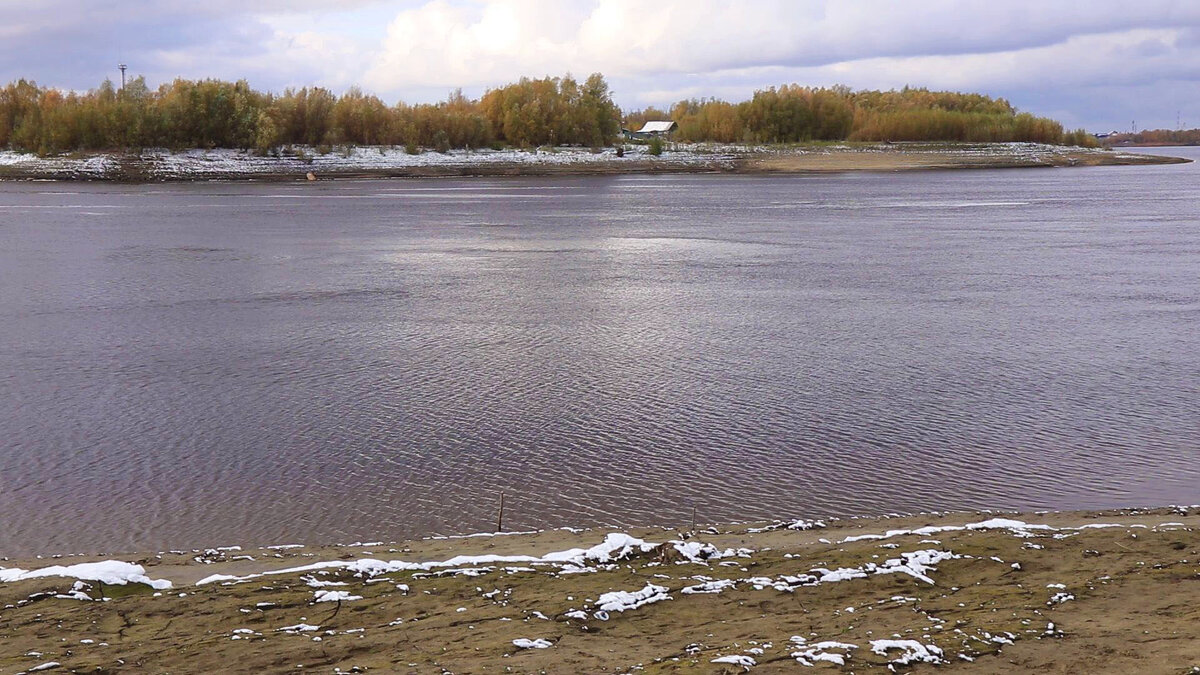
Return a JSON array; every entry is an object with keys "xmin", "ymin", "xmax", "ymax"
[{"xmin": 497, "ymin": 492, "xmax": 505, "ymax": 533}]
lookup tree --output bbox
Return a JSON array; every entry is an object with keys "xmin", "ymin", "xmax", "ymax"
[{"xmin": 0, "ymin": 74, "xmax": 1083, "ymax": 153}]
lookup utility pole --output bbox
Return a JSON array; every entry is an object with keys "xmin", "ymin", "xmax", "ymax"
[{"xmin": 118, "ymin": 63, "xmax": 127, "ymax": 91}]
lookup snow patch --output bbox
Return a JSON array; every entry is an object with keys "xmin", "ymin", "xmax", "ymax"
[
  {"xmin": 748, "ymin": 519, "xmax": 826, "ymax": 534},
  {"xmin": 681, "ymin": 579, "xmax": 737, "ymax": 594},
  {"xmin": 0, "ymin": 561, "xmax": 171, "ymax": 590},
  {"xmin": 711, "ymin": 654, "xmax": 756, "ymax": 668},
  {"xmin": 869, "ymin": 639, "xmax": 945, "ymax": 667},
  {"xmin": 278, "ymin": 623, "xmax": 320, "ymax": 633},
  {"xmin": 512, "ymin": 638, "xmax": 553, "ymax": 649},
  {"xmin": 790, "ymin": 636, "xmax": 858, "ymax": 666},
  {"xmin": 594, "ymin": 583, "xmax": 671, "ymax": 618},
  {"xmin": 313, "ymin": 590, "xmax": 362, "ymax": 603}
]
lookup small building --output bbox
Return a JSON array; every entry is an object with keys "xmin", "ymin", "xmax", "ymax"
[{"xmin": 623, "ymin": 121, "xmax": 678, "ymax": 140}]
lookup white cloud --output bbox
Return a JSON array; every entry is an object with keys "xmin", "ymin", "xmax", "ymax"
[
  {"xmin": 358, "ymin": 0, "xmax": 1200, "ymax": 88},
  {"xmin": 2, "ymin": 0, "xmax": 1200, "ymax": 129}
]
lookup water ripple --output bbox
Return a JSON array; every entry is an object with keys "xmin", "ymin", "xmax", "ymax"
[{"xmin": 2, "ymin": 156, "xmax": 1199, "ymax": 555}]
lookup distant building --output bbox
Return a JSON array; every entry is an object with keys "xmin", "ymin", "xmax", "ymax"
[{"xmin": 623, "ymin": 121, "xmax": 678, "ymax": 140}]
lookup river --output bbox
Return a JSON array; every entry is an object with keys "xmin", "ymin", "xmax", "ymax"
[{"xmin": 2, "ymin": 148, "xmax": 1197, "ymax": 555}]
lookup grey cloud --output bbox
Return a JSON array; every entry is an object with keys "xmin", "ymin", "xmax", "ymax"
[
  {"xmin": 0, "ymin": 0, "xmax": 386, "ymax": 89},
  {"xmin": 644, "ymin": 0, "xmax": 1200, "ymax": 73}
]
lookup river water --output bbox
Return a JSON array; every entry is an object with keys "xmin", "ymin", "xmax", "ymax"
[{"xmin": 2, "ymin": 148, "xmax": 1198, "ymax": 555}]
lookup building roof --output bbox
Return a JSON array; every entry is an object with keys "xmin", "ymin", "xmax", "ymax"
[{"xmin": 637, "ymin": 121, "xmax": 678, "ymax": 133}]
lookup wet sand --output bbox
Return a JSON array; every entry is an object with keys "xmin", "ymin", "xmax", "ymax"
[{"xmin": 2, "ymin": 507, "xmax": 1197, "ymax": 673}]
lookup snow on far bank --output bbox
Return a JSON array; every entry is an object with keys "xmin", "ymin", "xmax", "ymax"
[
  {"xmin": 0, "ymin": 560, "xmax": 172, "ymax": 590},
  {"xmin": 0, "ymin": 142, "xmax": 1142, "ymax": 180},
  {"xmin": 0, "ymin": 144, "xmax": 734, "ymax": 179},
  {"xmin": 0, "ymin": 151, "xmax": 116, "ymax": 176},
  {"xmin": 154, "ymin": 144, "xmax": 735, "ymax": 175}
]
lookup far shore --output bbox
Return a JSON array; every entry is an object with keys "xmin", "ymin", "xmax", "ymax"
[
  {"xmin": 2, "ymin": 506, "xmax": 1197, "ymax": 673},
  {"xmin": 0, "ymin": 142, "xmax": 1188, "ymax": 183}
]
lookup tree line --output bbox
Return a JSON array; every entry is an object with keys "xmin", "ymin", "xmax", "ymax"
[
  {"xmin": 0, "ymin": 74, "xmax": 620, "ymax": 155},
  {"xmin": 1103, "ymin": 128, "xmax": 1200, "ymax": 146},
  {"xmin": 1, "ymin": 74, "xmax": 1095, "ymax": 155},
  {"xmin": 625, "ymin": 85, "xmax": 1095, "ymax": 147}
]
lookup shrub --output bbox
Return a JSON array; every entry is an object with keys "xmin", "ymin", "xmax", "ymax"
[
  {"xmin": 648, "ymin": 136, "xmax": 664, "ymax": 155},
  {"xmin": 1062, "ymin": 129, "xmax": 1099, "ymax": 148},
  {"xmin": 433, "ymin": 129, "xmax": 450, "ymax": 153}
]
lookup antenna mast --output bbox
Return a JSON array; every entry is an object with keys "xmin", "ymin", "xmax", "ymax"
[{"xmin": 118, "ymin": 63, "xmax": 127, "ymax": 91}]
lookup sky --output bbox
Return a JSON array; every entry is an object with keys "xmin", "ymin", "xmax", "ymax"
[{"xmin": 2, "ymin": 0, "xmax": 1198, "ymax": 132}]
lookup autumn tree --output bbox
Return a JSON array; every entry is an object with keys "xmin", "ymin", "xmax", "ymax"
[{"xmin": 0, "ymin": 74, "xmax": 1086, "ymax": 153}]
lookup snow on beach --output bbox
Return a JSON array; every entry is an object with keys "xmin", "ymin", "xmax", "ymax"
[
  {"xmin": 1, "ymin": 510, "xmax": 1195, "ymax": 672},
  {"xmin": 0, "ymin": 560, "xmax": 171, "ymax": 590},
  {"xmin": 194, "ymin": 532, "xmax": 739, "ymax": 586}
]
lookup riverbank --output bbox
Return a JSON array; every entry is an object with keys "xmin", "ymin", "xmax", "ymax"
[
  {"xmin": 0, "ymin": 142, "xmax": 1186, "ymax": 181},
  {"xmin": 1, "ymin": 507, "xmax": 1196, "ymax": 673}
]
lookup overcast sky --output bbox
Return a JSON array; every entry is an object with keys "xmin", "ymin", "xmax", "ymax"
[{"xmin": 2, "ymin": 0, "xmax": 1198, "ymax": 131}]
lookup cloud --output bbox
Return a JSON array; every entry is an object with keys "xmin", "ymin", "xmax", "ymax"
[
  {"xmin": 1, "ymin": 0, "xmax": 1199, "ymax": 129},
  {"xmin": 0, "ymin": 0, "xmax": 385, "ymax": 90},
  {"xmin": 360, "ymin": 0, "xmax": 1200, "ymax": 86},
  {"xmin": 348, "ymin": 0, "xmax": 1200, "ymax": 128}
]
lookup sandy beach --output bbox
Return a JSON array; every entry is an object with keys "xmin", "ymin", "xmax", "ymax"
[
  {"xmin": 2, "ymin": 507, "xmax": 1196, "ymax": 673},
  {"xmin": 0, "ymin": 142, "xmax": 1186, "ymax": 182}
]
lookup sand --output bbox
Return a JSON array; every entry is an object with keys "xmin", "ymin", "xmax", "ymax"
[{"xmin": 1, "ymin": 507, "xmax": 1197, "ymax": 673}]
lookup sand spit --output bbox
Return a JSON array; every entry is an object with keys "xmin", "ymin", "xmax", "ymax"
[
  {"xmin": 0, "ymin": 142, "xmax": 1186, "ymax": 182},
  {"xmin": 1, "ymin": 508, "xmax": 1198, "ymax": 673}
]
